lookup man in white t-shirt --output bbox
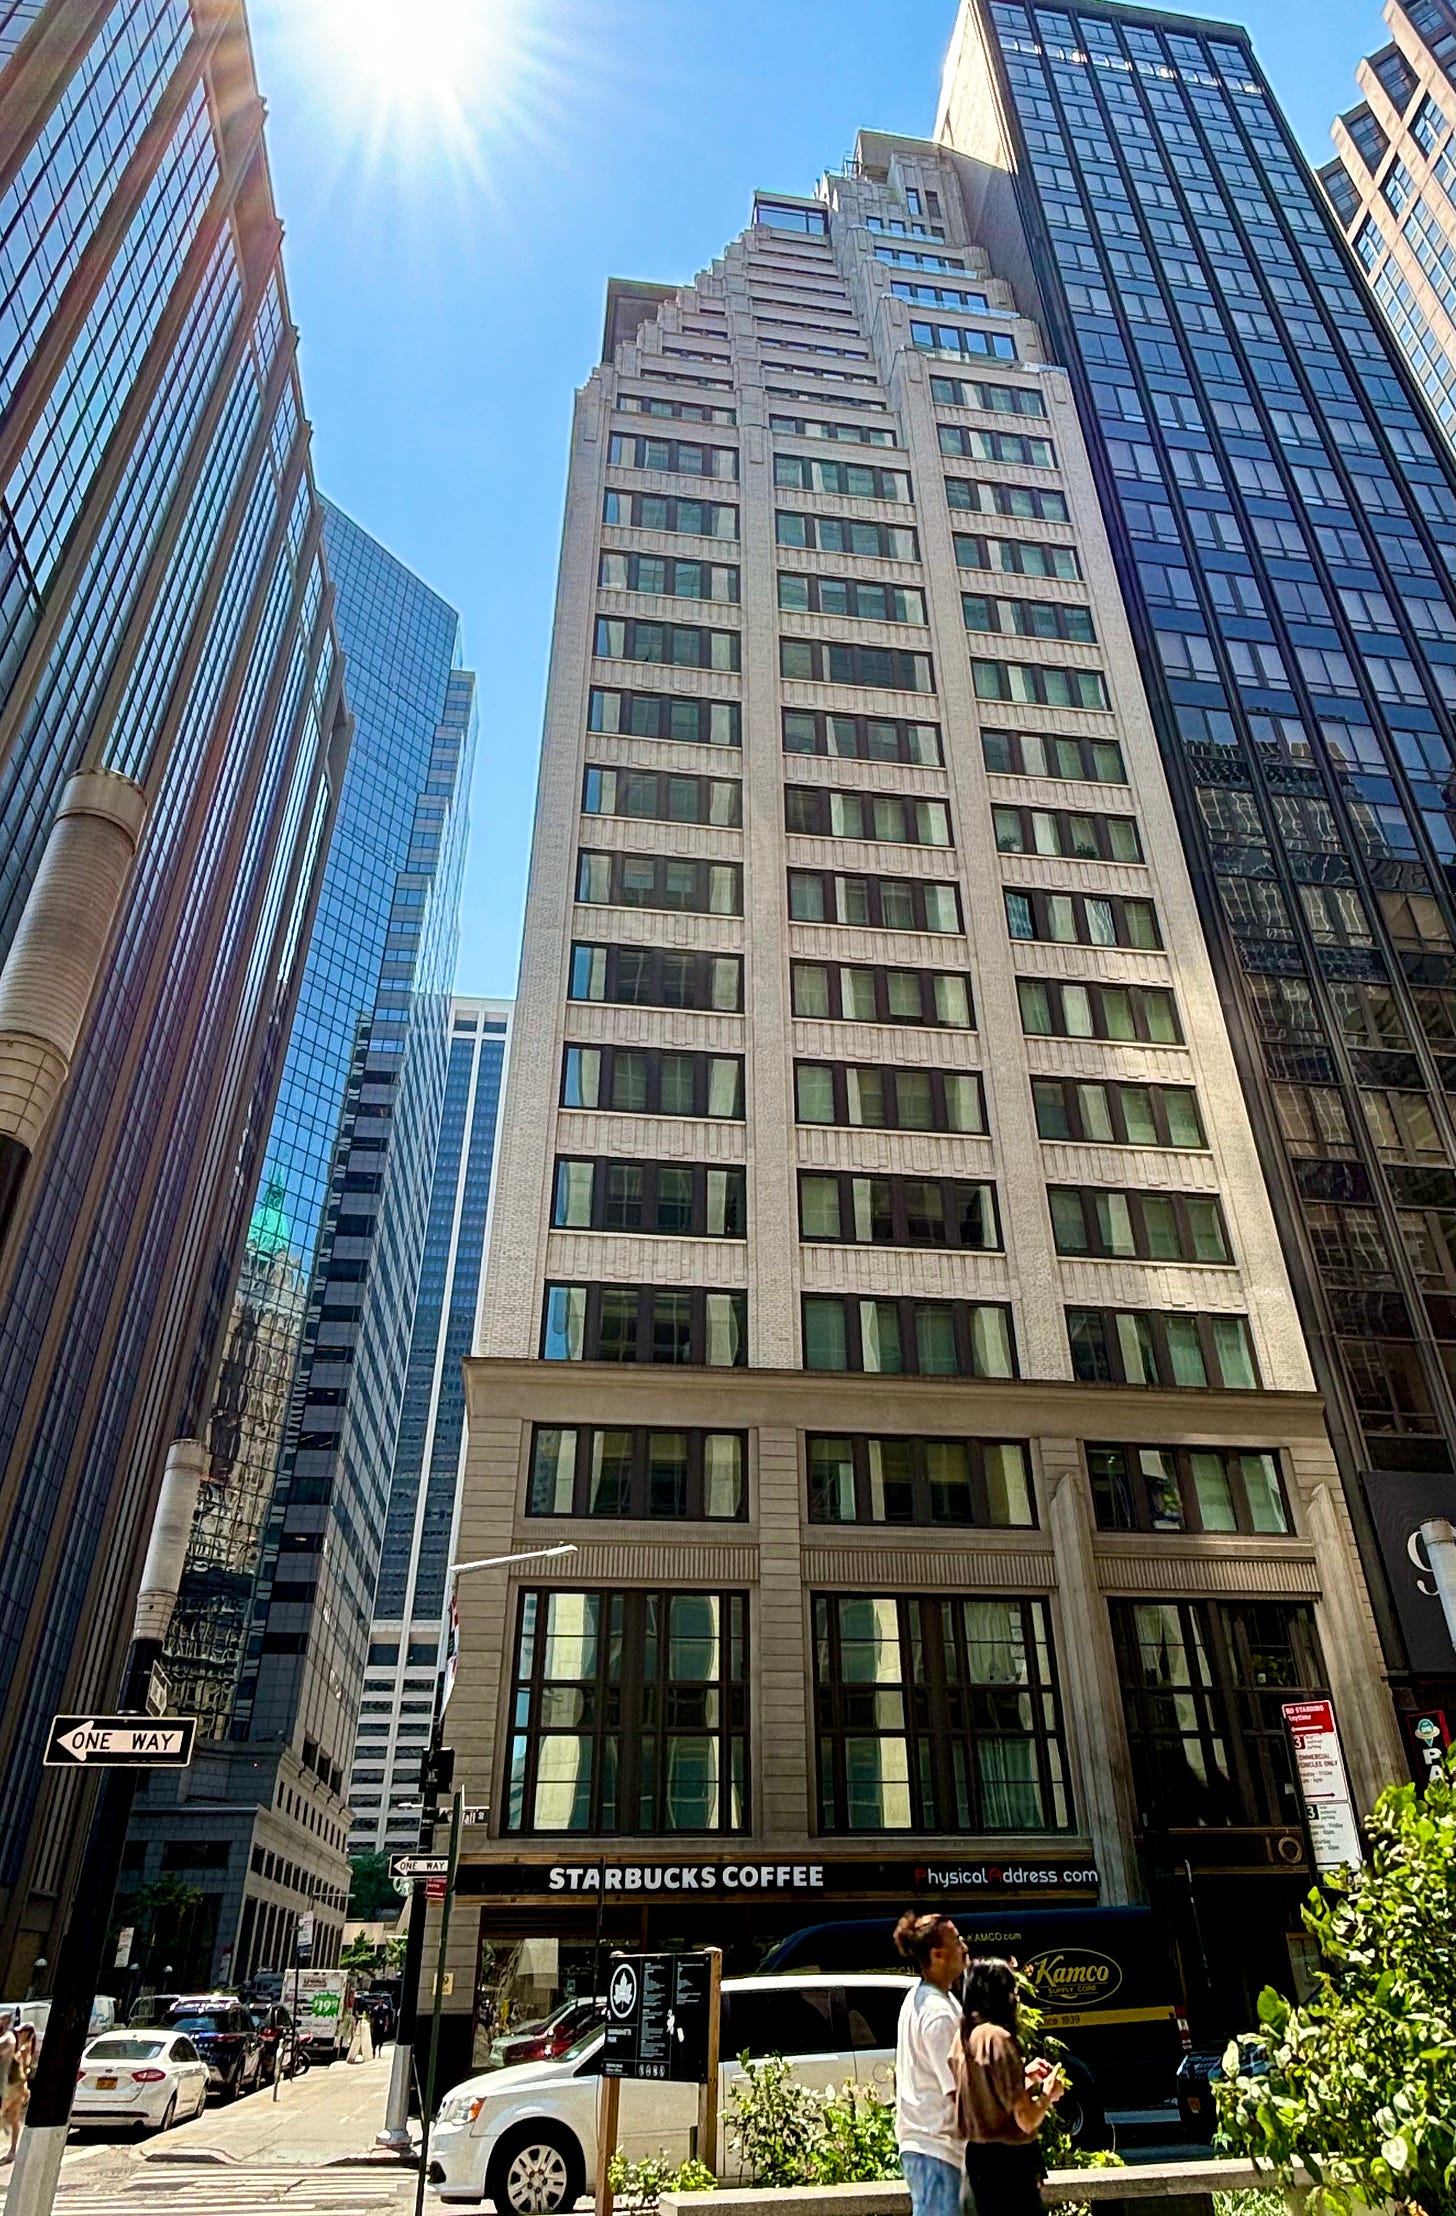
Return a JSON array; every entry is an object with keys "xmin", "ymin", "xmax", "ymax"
[{"xmin": 893, "ymin": 1913, "xmax": 969, "ymax": 2216}]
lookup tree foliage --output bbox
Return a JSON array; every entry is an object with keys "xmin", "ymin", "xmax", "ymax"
[
  {"xmin": 347, "ymin": 1851, "xmax": 399, "ymax": 1920},
  {"xmin": 1216, "ymin": 1749, "xmax": 1456, "ymax": 2215}
]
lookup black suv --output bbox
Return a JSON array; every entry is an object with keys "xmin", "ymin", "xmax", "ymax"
[{"xmin": 167, "ymin": 1998, "xmax": 262, "ymax": 2100}]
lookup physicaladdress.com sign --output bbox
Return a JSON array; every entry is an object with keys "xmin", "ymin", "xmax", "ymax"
[{"xmin": 455, "ymin": 1858, "xmax": 1101, "ymax": 1901}]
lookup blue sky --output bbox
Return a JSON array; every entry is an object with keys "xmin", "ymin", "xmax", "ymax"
[{"xmin": 247, "ymin": 0, "xmax": 1386, "ymax": 998}]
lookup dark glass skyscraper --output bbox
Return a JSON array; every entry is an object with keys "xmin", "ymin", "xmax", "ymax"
[
  {"xmin": 126, "ymin": 509, "xmax": 475, "ymax": 1985},
  {"xmin": 0, "ymin": 1, "xmax": 345, "ymax": 1991},
  {"xmin": 939, "ymin": 0, "xmax": 1456, "ymax": 1720}
]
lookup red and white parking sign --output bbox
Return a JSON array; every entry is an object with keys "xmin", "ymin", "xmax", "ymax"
[{"xmin": 1282, "ymin": 1697, "xmax": 1361, "ymax": 1875}]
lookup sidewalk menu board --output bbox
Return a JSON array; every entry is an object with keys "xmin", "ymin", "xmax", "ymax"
[{"xmin": 603, "ymin": 1952, "xmax": 711, "ymax": 2082}]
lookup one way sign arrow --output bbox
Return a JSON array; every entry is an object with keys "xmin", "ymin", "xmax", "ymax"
[{"xmin": 44, "ymin": 1714, "xmax": 197, "ymax": 1768}]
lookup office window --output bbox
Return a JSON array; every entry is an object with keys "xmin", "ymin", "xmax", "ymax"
[
  {"xmin": 594, "ymin": 617, "xmax": 739, "ymax": 672},
  {"xmin": 1004, "ymin": 887, "xmax": 1161, "ymax": 950},
  {"xmin": 799, "ymin": 1172, "xmax": 1000, "ymax": 1251},
  {"xmin": 1031, "ymin": 1076, "xmax": 1205, "ymax": 1150},
  {"xmin": 1016, "ymin": 976, "xmax": 1181, "ymax": 1045},
  {"xmin": 785, "ymin": 787, "xmax": 951, "ymax": 846},
  {"xmin": 542, "ymin": 1285, "xmax": 748, "ymax": 1366},
  {"xmin": 568, "ymin": 943, "xmax": 742, "ymax": 1013},
  {"xmin": 930, "ymin": 375, "xmax": 1045, "ymax": 415},
  {"xmin": 1048, "ymin": 1185, "xmax": 1231, "ymax": 1265},
  {"xmin": 552, "ymin": 1158, "xmax": 747, "ymax": 1237},
  {"xmin": 964, "ymin": 594, "xmax": 1096, "ymax": 645},
  {"xmin": 576, "ymin": 850, "xmax": 741, "ymax": 917},
  {"xmin": 1111, "ymin": 1601, "xmax": 1327, "ymax": 1831},
  {"xmin": 794, "ymin": 1060, "xmax": 985, "ymax": 1134},
  {"xmin": 801, "ymin": 1296, "xmax": 1015, "ymax": 1378},
  {"xmin": 993, "ymin": 805, "xmax": 1140, "ymax": 865},
  {"xmin": 910, "ymin": 319, "xmax": 1018, "ymax": 362},
  {"xmin": 506, "ymin": 1589, "xmax": 748, "ymax": 1833},
  {"xmin": 769, "ymin": 413, "xmax": 897, "ymax": 447},
  {"xmin": 773, "ymin": 455, "xmax": 912, "ymax": 500},
  {"xmin": 780, "ymin": 640, "xmax": 934, "ymax": 691},
  {"xmin": 955, "ymin": 532, "xmax": 1081, "ymax": 580},
  {"xmin": 1066, "ymin": 1308, "xmax": 1259, "ymax": 1391},
  {"xmin": 789, "ymin": 870, "xmax": 963, "ymax": 934},
  {"xmin": 601, "ymin": 489, "xmax": 738, "ymax": 539},
  {"xmin": 946, "ymin": 477, "xmax": 1069, "ymax": 521},
  {"xmin": 528, "ymin": 1427, "xmax": 747, "ymax": 1520},
  {"xmin": 775, "ymin": 513, "xmax": 920, "ymax": 560},
  {"xmin": 972, "ymin": 660, "xmax": 1109, "ymax": 710},
  {"xmin": 582, "ymin": 766, "xmax": 741, "ymax": 828},
  {"xmin": 939, "ymin": 424, "xmax": 1055, "ymax": 467},
  {"xmin": 791, "ymin": 962, "xmax": 973, "ymax": 1028},
  {"xmin": 783, "ymin": 710, "xmax": 943, "ymax": 765},
  {"xmin": 779, "ymin": 574, "xmax": 928, "ymax": 623},
  {"xmin": 981, "ymin": 728, "xmax": 1125, "ymax": 782},
  {"xmin": 588, "ymin": 688, "xmax": 740, "ymax": 747},
  {"xmin": 598, "ymin": 551, "xmax": 740, "ymax": 601},
  {"xmin": 616, "ymin": 393, "xmax": 737, "ymax": 425},
  {"xmin": 606, "ymin": 434, "xmax": 738, "ymax": 478},
  {"xmin": 813, "ymin": 1595, "xmax": 1069, "ymax": 1832},
  {"xmin": 806, "ymin": 1435, "xmax": 1034, "ymax": 1527},
  {"xmin": 756, "ymin": 201, "xmax": 827, "ymax": 234},
  {"xmin": 1088, "ymin": 1443, "xmax": 1291, "ymax": 1537},
  {"xmin": 561, "ymin": 1045, "xmax": 744, "ymax": 1119}
]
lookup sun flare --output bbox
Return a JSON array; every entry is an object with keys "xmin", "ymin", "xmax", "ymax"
[{"xmin": 311, "ymin": 0, "xmax": 501, "ymax": 111}]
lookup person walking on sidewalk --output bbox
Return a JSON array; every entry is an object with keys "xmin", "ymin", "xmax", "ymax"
[
  {"xmin": 893, "ymin": 1912, "xmax": 969, "ymax": 2216},
  {"xmin": 1, "ymin": 2022, "xmax": 34, "ymax": 2160},
  {"xmin": 953, "ymin": 1958, "xmax": 1064, "ymax": 2216},
  {"xmin": 344, "ymin": 1995, "xmax": 374, "ymax": 2065}
]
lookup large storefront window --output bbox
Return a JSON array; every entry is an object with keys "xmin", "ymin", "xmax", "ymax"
[
  {"xmin": 506, "ymin": 1589, "xmax": 748, "ymax": 1834},
  {"xmin": 1110, "ymin": 1600, "xmax": 1327, "ymax": 1832},
  {"xmin": 812, "ymin": 1595, "xmax": 1070, "ymax": 1835}
]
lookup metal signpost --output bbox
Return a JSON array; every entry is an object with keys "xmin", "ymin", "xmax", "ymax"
[{"xmin": 595, "ymin": 1951, "xmax": 721, "ymax": 2216}]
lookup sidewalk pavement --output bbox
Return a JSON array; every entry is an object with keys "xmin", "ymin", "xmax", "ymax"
[{"xmin": 140, "ymin": 2046, "xmax": 415, "ymax": 2169}]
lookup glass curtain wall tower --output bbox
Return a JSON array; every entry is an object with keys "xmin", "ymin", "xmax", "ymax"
[
  {"xmin": 349, "ymin": 994, "xmax": 511, "ymax": 1859},
  {"xmin": 0, "ymin": 0, "xmax": 346, "ymax": 1992},
  {"xmin": 937, "ymin": 0, "xmax": 1456, "ymax": 1724},
  {"xmin": 124, "ymin": 510, "xmax": 475, "ymax": 1987}
]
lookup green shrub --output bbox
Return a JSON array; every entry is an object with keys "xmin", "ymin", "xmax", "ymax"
[
  {"xmin": 723, "ymin": 2053, "xmax": 827, "ymax": 2186},
  {"xmin": 607, "ymin": 2151, "xmax": 716, "ymax": 2209}
]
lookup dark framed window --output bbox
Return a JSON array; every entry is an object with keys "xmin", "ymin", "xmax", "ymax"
[
  {"xmin": 775, "ymin": 512, "xmax": 919, "ymax": 559},
  {"xmin": 946, "ymin": 476, "xmax": 1069, "ymax": 521},
  {"xmin": 528, "ymin": 1427, "xmax": 747, "ymax": 1519},
  {"xmin": 1032, "ymin": 1077, "xmax": 1205, "ymax": 1149},
  {"xmin": 964, "ymin": 592, "xmax": 1094, "ymax": 642},
  {"xmin": 783, "ymin": 709, "xmax": 943, "ymax": 765},
  {"xmin": 930, "ymin": 374, "xmax": 1045, "ymax": 414},
  {"xmin": 1005, "ymin": 887, "xmax": 1159, "ymax": 950},
  {"xmin": 598, "ymin": 551, "xmax": 739, "ymax": 602},
  {"xmin": 552, "ymin": 1158, "xmax": 746, "ymax": 1238},
  {"xmin": 576, "ymin": 850, "xmax": 741, "ymax": 917},
  {"xmin": 779, "ymin": 574, "xmax": 928, "ymax": 623},
  {"xmin": 773, "ymin": 455, "xmax": 912, "ymax": 499},
  {"xmin": 1017, "ymin": 976, "xmax": 1181, "ymax": 1044},
  {"xmin": 799, "ymin": 1171, "xmax": 1000, "ymax": 1250},
  {"xmin": 939, "ymin": 423, "xmax": 1055, "ymax": 466},
  {"xmin": 789, "ymin": 870, "xmax": 962, "ymax": 934},
  {"xmin": 606, "ymin": 433, "xmax": 738, "ymax": 478},
  {"xmin": 562, "ymin": 1045, "xmax": 744, "ymax": 1119},
  {"xmin": 1066, "ymin": 1308, "xmax": 1259, "ymax": 1391},
  {"xmin": 1087, "ymin": 1443, "xmax": 1291, "ymax": 1536},
  {"xmin": 769, "ymin": 413, "xmax": 897, "ymax": 447},
  {"xmin": 1110, "ymin": 1600, "xmax": 1327, "ymax": 1831},
  {"xmin": 813, "ymin": 1595, "xmax": 1069, "ymax": 1833},
  {"xmin": 601, "ymin": 490, "xmax": 738, "ymax": 539},
  {"xmin": 780, "ymin": 639, "xmax": 934, "ymax": 692},
  {"xmin": 993, "ymin": 803, "xmax": 1140, "ymax": 862},
  {"xmin": 801, "ymin": 1295, "xmax": 1015, "ymax": 1377},
  {"xmin": 594, "ymin": 618, "xmax": 739, "ymax": 672},
  {"xmin": 1049, "ymin": 1185, "xmax": 1230, "ymax": 1264},
  {"xmin": 791, "ymin": 962, "xmax": 973, "ymax": 1028},
  {"xmin": 973, "ymin": 659, "xmax": 1109, "ymax": 710},
  {"xmin": 583, "ymin": 766, "xmax": 741, "ymax": 828},
  {"xmin": 542, "ymin": 1284, "xmax": 747, "ymax": 1366},
  {"xmin": 785, "ymin": 786, "xmax": 951, "ymax": 846},
  {"xmin": 806, "ymin": 1434, "xmax": 1034, "ymax": 1526},
  {"xmin": 794, "ymin": 1060, "xmax": 985, "ymax": 1133},
  {"xmin": 910, "ymin": 319, "xmax": 1017, "ymax": 362},
  {"xmin": 506, "ymin": 1588, "xmax": 748, "ymax": 1834},
  {"xmin": 981, "ymin": 728, "xmax": 1125, "ymax": 782},
  {"xmin": 894, "ymin": 279, "xmax": 993, "ymax": 313},
  {"xmin": 569, "ymin": 943, "xmax": 742, "ymax": 1013},
  {"xmin": 588, "ymin": 688, "xmax": 740, "ymax": 747},
  {"xmin": 955, "ymin": 532, "xmax": 1080, "ymax": 580},
  {"xmin": 616, "ymin": 393, "xmax": 737, "ymax": 425}
]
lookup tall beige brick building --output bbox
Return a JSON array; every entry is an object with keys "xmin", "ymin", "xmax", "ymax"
[{"xmin": 433, "ymin": 132, "xmax": 1404, "ymax": 2086}]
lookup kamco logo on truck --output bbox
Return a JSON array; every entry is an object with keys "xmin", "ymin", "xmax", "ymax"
[{"xmin": 1022, "ymin": 1948, "xmax": 1122, "ymax": 2011}]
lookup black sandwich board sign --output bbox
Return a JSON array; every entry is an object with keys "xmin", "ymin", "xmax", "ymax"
[
  {"xmin": 44, "ymin": 1714, "xmax": 196, "ymax": 1768},
  {"xmin": 602, "ymin": 1951, "xmax": 712, "ymax": 2082}
]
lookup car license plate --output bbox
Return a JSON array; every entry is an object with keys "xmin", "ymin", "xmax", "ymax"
[{"xmin": 96, "ymin": 2075, "xmax": 117, "ymax": 2090}]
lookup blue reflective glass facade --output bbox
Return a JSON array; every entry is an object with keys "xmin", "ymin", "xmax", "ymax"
[{"xmin": 953, "ymin": 0, "xmax": 1456, "ymax": 1698}]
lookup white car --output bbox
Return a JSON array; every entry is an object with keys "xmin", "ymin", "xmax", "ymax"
[
  {"xmin": 72, "ymin": 2029, "xmax": 210, "ymax": 2133},
  {"xmin": 427, "ymin": 1972, "xmax": 911, "ymax": 2211}
]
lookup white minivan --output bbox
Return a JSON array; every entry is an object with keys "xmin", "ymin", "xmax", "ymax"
[{"xmin": 428, "ymin": 1972, "xmax": 912, "ymax": 2211}]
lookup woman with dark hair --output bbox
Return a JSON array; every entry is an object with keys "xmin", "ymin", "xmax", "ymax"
[
  {"xmin": 892, "ymin": 1912, "xmax": 969, "ymax": 2216},
  {"xmin": 953, "ymin": 1958, "xmax": 1064, "ymax": 2216}
]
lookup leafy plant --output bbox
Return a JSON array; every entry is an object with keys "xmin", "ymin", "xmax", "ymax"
[
  {"xmin": 347, "ymin": 1850, "xmax": 400, "ymax": 1920},
  {"xmin": 1215, "ymin": 1747, "xmax": 1456, "ymax": 2216},
  {"xmin": 1015, "ymin": 1971, "xmax": 1123, "ymax": 2176},
  {"xmin": 724, "ymin": 2052, "xmax": 826, "ymax": 2185},
  {"xmin": 807, "ymin": 2077, "xmax": 901, "ymax": 2184},
  {"xmin": 607, "ymin": 2152, "xmax": 716, "ymax": 2208}
]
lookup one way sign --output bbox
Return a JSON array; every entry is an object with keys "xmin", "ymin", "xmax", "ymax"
[{"xmin": 44, "ymin": 1714, "xmax": 197, "ymax": 1768}]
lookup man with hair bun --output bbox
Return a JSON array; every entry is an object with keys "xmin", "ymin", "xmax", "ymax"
[{"xmin": 893, "ymin": 1912, "xmax": 969, "ymax": 2216}]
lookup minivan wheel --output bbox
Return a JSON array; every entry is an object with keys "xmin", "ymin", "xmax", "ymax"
[{"xmin": 487, "ymin": 2123, "xmax": 585, "ymax": 2216}]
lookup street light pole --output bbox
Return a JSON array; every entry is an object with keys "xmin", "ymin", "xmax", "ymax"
[
  {"xmin": 1419, "ymin": 1517, "xmax": 1456, "ymax": 1655},
  {"xmin": 5, "ymin": 1439, "xmax": 207, "ymax": 2216},
  {"xmin": 377, "ymin": 1542, "xmax": 575, "ymax": 2152}
]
